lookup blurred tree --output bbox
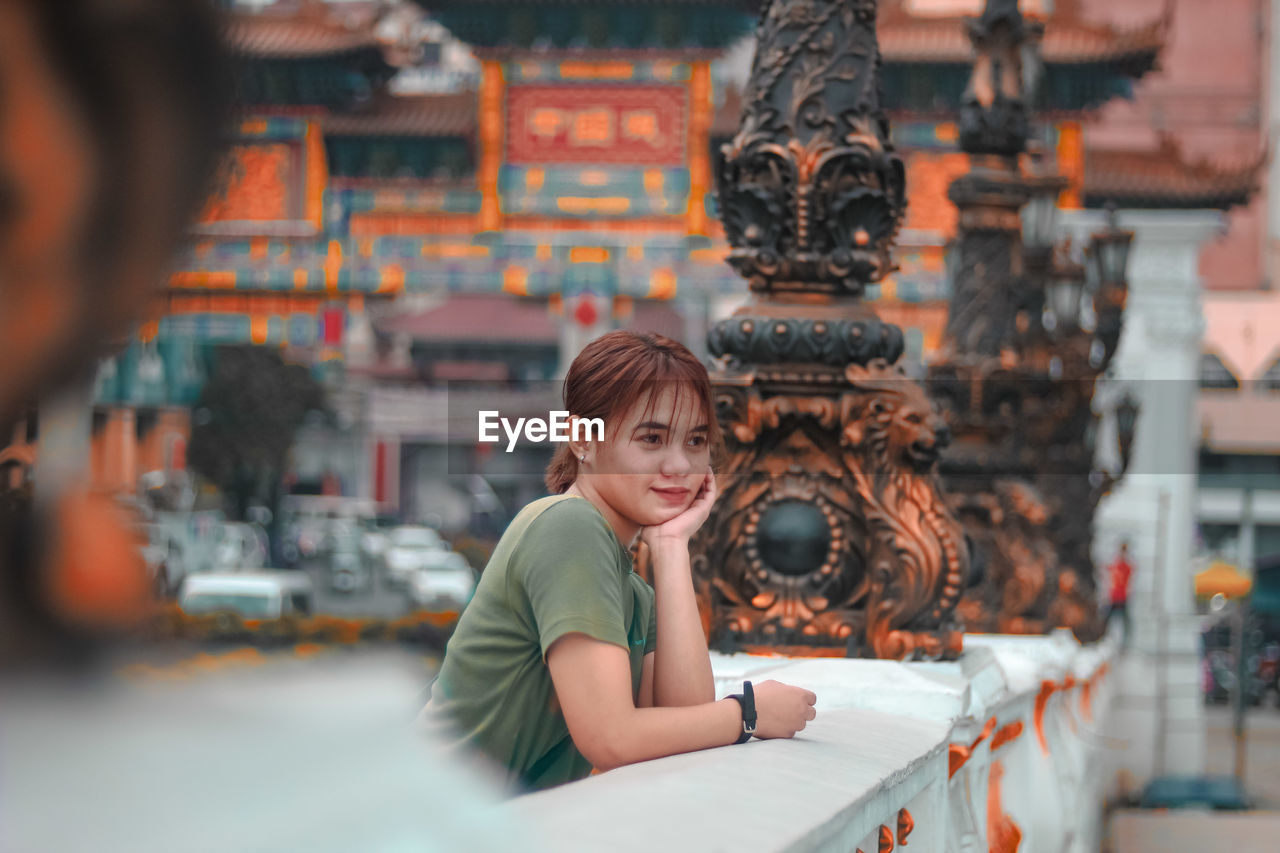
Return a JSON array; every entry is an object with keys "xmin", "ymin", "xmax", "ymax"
[{"xmin": 187, "ymin": 345, "xmax": 327, "ymax": 564}]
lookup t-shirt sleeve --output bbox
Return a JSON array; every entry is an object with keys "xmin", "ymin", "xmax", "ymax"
[{"xmin": 516, "ymin": 501, "xmax": 629, "ymax": 659}]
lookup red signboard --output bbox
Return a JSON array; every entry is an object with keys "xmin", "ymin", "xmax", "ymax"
[
  {"xmin": 506, "ymin": 85, "xmax": 687, "ymax": 165},
  {"xmin": 321, "ymin": 306, "xmax": 345, "ymax": 345}
]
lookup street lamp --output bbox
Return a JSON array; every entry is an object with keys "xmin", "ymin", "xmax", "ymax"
[
  {"xmin": 1045, "ymin": 251, "xmax": 1085, "ymax": 332},
  {"xmin": 1115, "ymin": 391, "xmax": 1139, "ymax": 475},
  {"xmin": 1021, "ymin": 173, "xmax": 1069, "ymax": 253},
  {"xmin": 1088, "ymin": 202, "xmax": 1135, "ymax": 366},
  {"xmin": 1090, "ymin": 203, "xmax": 1134, "ymax": 285},
  {"xmin": 1083, "ymin": 243, "xmax": 1101, "ymax": 294}
]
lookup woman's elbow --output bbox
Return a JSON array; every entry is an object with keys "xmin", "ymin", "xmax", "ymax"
[{"xmin": 574, "ymin": 726, "xmax": 631, "ymax": 773}]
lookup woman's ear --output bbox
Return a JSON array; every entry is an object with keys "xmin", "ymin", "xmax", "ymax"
[{"xmin": 566, "ymin": 415, "xmax": 592, "ymax": 465}]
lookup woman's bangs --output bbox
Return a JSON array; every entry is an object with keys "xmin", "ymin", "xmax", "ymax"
[{"xmin": 625, "ymin": 360, "xmax": 713, "ymax": 437}]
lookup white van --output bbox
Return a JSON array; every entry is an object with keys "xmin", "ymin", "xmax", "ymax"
[{"xmin": 178, "ymin": 572, "xmax": 314, "ymax": 619}]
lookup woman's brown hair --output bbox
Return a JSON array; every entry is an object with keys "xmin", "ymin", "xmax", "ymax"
[{"xmin": 544, "ymin": 330, "xmax": 724, "ymax": 494}]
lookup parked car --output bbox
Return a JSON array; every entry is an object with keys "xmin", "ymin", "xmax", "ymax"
[
  {"xmin": 360, "ymin": 524, "xmax": 391, "ymax": 563},
  {"xmin": 383, "ymin": 526, "xmax": 448, "ymax": 588},
  {"xmin": 281, "ymin": 496, "xmax": 380, "ymax": 565},
  {"xmin": 406, "ymin": 550, "xmax": 475, "ymax": 612},
  {"xmin": 328, "ymin": 546, "xmax": 370, "ymax": 594},
  {"xmin": 179, "ymin": 572, "xmax": 314, "ymax": 620}
]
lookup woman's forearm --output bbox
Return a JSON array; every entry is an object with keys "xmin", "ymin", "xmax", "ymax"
[
  {"xmin": 649, "ymin": 537, "xmax": 715, "ymax": 706},
  {"xmin": 588, "ymin": 698, "xmax": 744, "ymax": 772}
]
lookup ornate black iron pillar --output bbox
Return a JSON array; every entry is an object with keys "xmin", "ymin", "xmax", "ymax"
[
  {"xmin": 942, "ymin": 0, "xmax": 1040, "ymax": 358},
  {"xmin": 923, "ymin": 0, "xmax": 1052, "ymax": 635},
  {"xmin": 690, "ymin": 0, "xmax": 969, "ymax": 660},
  {"xmin": 944, "ymin": 169, "xmax": 1030, "ymax": 357},
  {"xmin": 926, "ymin": 0, "xmax": 1132, "ymax": 640}
]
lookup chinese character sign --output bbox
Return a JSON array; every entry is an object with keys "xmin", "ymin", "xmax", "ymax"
[{"xmin": 506, "ymin": 85, "xmax": 687, "ymax": 165}]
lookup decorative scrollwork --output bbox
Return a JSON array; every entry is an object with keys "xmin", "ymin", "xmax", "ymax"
[
  {"xmin": 691, "ymin": 360, "xmax": 967, "ymax": 659},
  {"xmin": 715, "ymin": 0, "xmax": 905, "ymax": 295},
  {"xmin": 951, "ymin": 480, "xmax": 1055, "ymax": 634}
]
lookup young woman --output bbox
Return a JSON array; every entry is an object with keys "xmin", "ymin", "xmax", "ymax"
[{"xmin": 420, "ymin": 330, "xmax": 817, "ymax": 792}]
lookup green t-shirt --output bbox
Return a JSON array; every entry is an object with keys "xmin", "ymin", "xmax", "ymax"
[{"xmin": 423, "ymin": 494, "xmax": 657, "ymax": 792}]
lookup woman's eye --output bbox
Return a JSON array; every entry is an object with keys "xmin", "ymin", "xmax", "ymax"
[
  {"xmin": 638, "ymin": 433, "xmax": 662, "ymax": 445},
  {"xmin": 687, "ymin": 435, "xmax": 707, "ymax": 448}
]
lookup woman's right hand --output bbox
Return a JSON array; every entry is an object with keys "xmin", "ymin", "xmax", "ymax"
[{"xmin": 751, "ymin": 679, "xmax": 818, "ymax": 739}]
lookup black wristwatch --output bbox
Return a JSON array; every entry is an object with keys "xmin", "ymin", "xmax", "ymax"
[{"xmin": 727, "ymin": 680, "xmax": 756, "ymax": 744}]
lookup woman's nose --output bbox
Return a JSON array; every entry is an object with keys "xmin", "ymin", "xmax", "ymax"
[{"xmin": 660, "ymin": 446, "xmax": 694, "ymax": 476}]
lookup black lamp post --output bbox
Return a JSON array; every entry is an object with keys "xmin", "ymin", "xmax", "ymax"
[
  {"xmin": 1091, "ymin": 204, "xmax": 1135, "ymax": 285},
  {"xmin": 1089, "ymin": 203, "xmax": 1135, "ymax": 364},
  {"xmin": 1045, "ymin": 248, "xmax": 1085, "ymax": 334},
  {"xmin": 1022, "ymin": 172, "xmax": 1067, "ymax": 254},
  {"xmin": 1021, "ymin": 169, "xmax": 1068, "ymax": 341}
]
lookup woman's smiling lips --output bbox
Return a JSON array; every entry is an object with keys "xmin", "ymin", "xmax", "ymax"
[{"xmin": 651, "ymin": 486, "xmax": 690, "ymax": 503}]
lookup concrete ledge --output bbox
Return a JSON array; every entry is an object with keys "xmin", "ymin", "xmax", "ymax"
[
  {"xmin": 507, "ymin": 635, "xmax": 1120, "ymax": 853},
  {"xmin": 507, "ymin": 708, "xmax": 950, "ymax": 853},
  {"xmin": 712, "ymin": 654, "xmax": 972, "ymax": 724}
]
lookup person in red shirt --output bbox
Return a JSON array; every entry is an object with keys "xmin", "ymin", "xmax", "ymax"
[{"xmin": 1105, "ymin": 541, "xmax": 1134, "ymax": 647}]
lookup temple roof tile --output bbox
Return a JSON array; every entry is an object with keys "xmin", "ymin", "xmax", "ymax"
[
  {"xmin": 1084, "ymin": 136, "xmax": 1264, "ymax": 211},
  {"xmin": 322, "ymin": 91, "xmax": 477, "ymax": 137},
  {"xmin": 225, "ymin": 8, "xmax": 383, "ymax": 59}
]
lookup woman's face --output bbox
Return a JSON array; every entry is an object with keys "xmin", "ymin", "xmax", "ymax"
[{"xmin": 580, "ymin": 385, "xmax": 711, "ymax": 538}]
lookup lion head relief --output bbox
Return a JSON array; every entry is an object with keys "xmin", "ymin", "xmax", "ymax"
[
  {"xmin": 836, "ymin": 360, "xmax": 968, "ymax": 659},
  {"xmin": 840, "ymin": 362, "xmax": 952, "ymax": 480}
]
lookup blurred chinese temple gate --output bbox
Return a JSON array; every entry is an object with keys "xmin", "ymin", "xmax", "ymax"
[{"xmin": 68, "ymin": 0, "xmax": 1245, "ymax": 525}]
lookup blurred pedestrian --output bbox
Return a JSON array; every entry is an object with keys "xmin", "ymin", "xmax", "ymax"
[{"xmin": 1104, "ymin": 540, "xmax": 1134, "ymax": 648}]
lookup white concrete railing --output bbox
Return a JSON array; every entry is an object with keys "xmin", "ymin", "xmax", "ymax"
[{"xmin": 507, "ymin": 630, "xmax": 1118, "ymax": 853}]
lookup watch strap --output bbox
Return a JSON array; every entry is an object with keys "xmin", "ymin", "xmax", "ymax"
[{"xmin": 727, "ymin": 680, "xmax": 756, "ymax": 744}]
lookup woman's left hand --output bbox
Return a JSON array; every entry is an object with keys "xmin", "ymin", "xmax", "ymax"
[{"xmin": 640, "ymin": 467, "xmax": 717, "ymax": 549}]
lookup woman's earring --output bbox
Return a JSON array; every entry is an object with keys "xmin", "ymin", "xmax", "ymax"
[{"xmin": 578, "ymin": 455, "xmax": 585, "ymax": 462}]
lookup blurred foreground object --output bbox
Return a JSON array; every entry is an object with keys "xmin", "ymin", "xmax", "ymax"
[
  {"xmin": 0, "ymin": 652, "xmax": 531, "ymax": 852},
  {"xmin": 0, "ymin": 0, "xmax": 230, "ymax": 424},
  {"xmin": 693, "ymin": 0, "xmax": 968, "ymax": 660},
  {"xmin": 0, "ymin": 0, "xmax": 231, "ymax": 665}
]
